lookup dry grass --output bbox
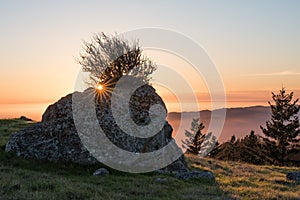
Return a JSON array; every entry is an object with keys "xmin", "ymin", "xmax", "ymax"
[
  {"xmin": 1, "ymin": 119, "xmax": 300, "ymax": 199},
  {"xmin": 187, "ymin": 154, "xmax": 300, "ymax": 200}
]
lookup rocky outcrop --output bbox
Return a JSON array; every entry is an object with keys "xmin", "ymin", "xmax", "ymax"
[
  {"xmin": 287, "ymin": 171, "xmax": 300, "ymax": 182},
  {"xmin": 5, "ymin": 92, "xmax": 97, "ymax": 165},
  {"xmin": 5, "ymin": 84, "xmax": 187, "ymax": 173}
]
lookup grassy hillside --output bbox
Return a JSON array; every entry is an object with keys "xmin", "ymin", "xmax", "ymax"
[{"xmin": 0, "ymin": 119, "xmax": 299, "ymax": 200}]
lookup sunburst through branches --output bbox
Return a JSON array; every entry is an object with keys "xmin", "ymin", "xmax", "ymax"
[{"xmin": 94, "ymin": 78, "xmax": 116, "ymax": 108}]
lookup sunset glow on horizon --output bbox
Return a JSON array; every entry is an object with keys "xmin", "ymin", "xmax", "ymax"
[{"xmin": 1, "ymin": 1, "xmax": 300, "ymax": 121}]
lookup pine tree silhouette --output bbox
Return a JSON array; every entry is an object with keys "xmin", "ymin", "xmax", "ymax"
[{"xmin": 260, "ymin": 87, "xmax": 300, "ymax": 164}]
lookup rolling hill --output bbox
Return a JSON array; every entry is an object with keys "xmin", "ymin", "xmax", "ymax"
[{"xmin": 167, "ymin": 106, "xmax": 300, "ymax": 143}]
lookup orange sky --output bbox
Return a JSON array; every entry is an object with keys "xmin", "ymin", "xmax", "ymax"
[{"xmin": 1, "ymin": 1, "xmax": 300, "ymax": 120}]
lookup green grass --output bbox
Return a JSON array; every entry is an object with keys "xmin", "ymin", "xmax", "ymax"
[
  {"xmin": 0, "ymin": 119, "xmax": 34, "ymax": 149},
  {"xmin": 0, "ymin": 119, "xmax": 300, "ymax": 199}
]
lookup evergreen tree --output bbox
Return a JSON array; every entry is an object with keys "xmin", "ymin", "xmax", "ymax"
[
  {"xmin": 182, "ymin": 118, "xmax": 205, "ymax": 155},
  {"xmin": 260, "ymin": 87, "xmax": 300, "ymax": 163},
  {"xmin": 261, "ymin": 137, "xmax": 280, "ymax": 165},
  {"xmin": 243, "ymin": 130, "xmax": 258, "ymax": 148},
  {"xmin": 210, "ymin": 131, "xmax": 277, "ymax": 165},
  {"xmin": 230, "ymin": 135, "xmax": 236, "ymax": 143},
  {"xmin": 239, "ymin": 131, "xmax": 276, "ymax": 165},
  {"xmin": 198, "ymin": 132, "xmax": 218, "ymax": 157}
]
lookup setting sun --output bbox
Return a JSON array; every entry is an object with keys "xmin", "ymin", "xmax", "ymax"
[{"xmin": 96, "ymin": 84, "xmax": 103, "ymax": 91}]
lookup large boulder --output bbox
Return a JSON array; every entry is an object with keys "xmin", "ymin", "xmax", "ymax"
[
  {"xmin": 5, "ymin": 84, "xmax": 187, "ymax": 172},
  {"xmin": 287, "ymin": 171, "xmax": 300, "ymax": 182}
]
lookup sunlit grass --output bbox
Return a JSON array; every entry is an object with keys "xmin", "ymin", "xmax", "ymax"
[
  {"xmin": 0, "ymin": 119, "xmax": 299, "ymax": 199},
  {"xmin": 187, "ymin": 154, "xmax": 300, "ymax": 199}
]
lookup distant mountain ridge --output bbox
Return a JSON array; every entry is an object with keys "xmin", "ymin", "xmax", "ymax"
[{"xmin": 167, "ymin": 105, "xmax": 300, "ymax": 143}]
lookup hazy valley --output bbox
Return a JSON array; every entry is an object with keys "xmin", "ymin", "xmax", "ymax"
[{"xmin": 168, "ymin": 106, "xmax": 300, "ymax": 143}]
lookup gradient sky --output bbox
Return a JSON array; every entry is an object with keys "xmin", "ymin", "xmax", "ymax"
[{"xmin": 1, "ymin": 0, "xmax": 300, "ymax": 119}]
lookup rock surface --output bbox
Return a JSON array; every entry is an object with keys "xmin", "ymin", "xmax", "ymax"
[
  {"xmin": 287, "ymin": 171, "xmax": 300, "ymax": 182},
  {"xmin": 93, "ymin": 168, "xmax": 110, "ymax": 176},
  {"xmin": 156, "ymin": 169, "xmax": 215, "ymax": 180},
  {"xmin": 155, "ymin": 177, "xmax": 168, "ymax": 183},
  {"xmin": 5, "ymin": 84, "xmax": 187, "ymax": 173},
  {"xmin": 175, "ymin": 170, "xmax": 215, "ymax": 180},
  {"xmin": 19, "ymin": 116, "xmax": 32, "ymax": 121}
]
